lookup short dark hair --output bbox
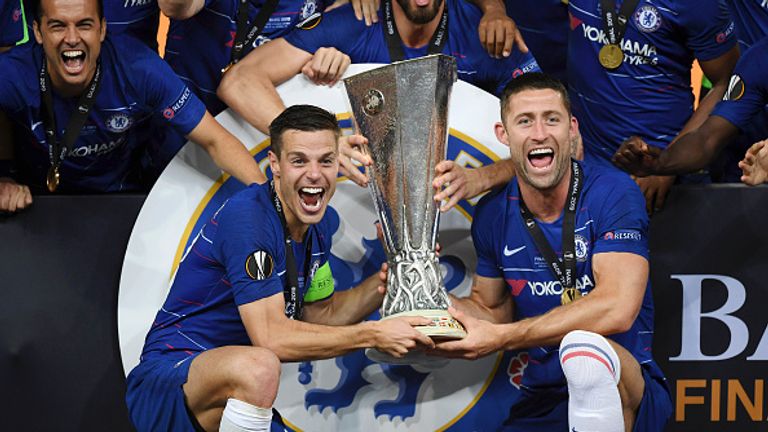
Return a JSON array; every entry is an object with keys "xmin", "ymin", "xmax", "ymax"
[
  {"xmin": 500, "ymin": 72, "xmax": 571, "ymax": 119},
  {"xmin": 34, "ymin": 0, "xmax": 104, "ymax": 21},
  {"xmin": 268, "ymin": 105, "xmax": 341, "ymax": 158}
]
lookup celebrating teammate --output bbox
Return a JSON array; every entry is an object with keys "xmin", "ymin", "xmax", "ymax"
[
  {"xmin": 126, "ymin": 105, "xmax": 434, "ymax": 432},
  {"xmin": 217, "ymin": 0, "xmax": 540, "ymax": 134},
  {"xmin": 0, "ymin": 0, "xmax": 265, "ymax": 212},
  {"xmin": 432, "ymin": 73, "xmax": 672, "ymax": 431}
]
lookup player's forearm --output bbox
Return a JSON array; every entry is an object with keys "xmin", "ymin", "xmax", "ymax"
[
  {"xmin": 304, "ymin": 274, "xmax": 384, "ymax": 326},
  {"xmin": 207, "ymin": 135, "xmax": 267, "ymax": 185},
  {"xmin": 450, "ymin": 294, "xmax": 512, "ymax": 324},
  {"xmin": 473, "ymin": 159, "xmax": 516, "ymax": 194},
  {"xmin": 468, "ymin": 0, "xmax": 506, "ymax": 14},
  {"xmin": 499, "ymin": 293, "xmax": 635, "ymax": 351},
  {"xmin": 158, "ymin": 0, "xmax": 203, "ymax": 19},
  {"xmin": 218, "ymin": 67, "xmax": 286, "ymax": 134},
  {"xmin": 263, "ymin": 320, "xmax": 380, "ymax": 361}
]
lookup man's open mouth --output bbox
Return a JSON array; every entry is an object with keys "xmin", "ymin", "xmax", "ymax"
[
  {"xmin": 61, "ymin": 50, "xmax": 86, "ymax": 73},
  {"xmin": 527, "ymin": 147, "xmax": 554, "ymax": 169},
  {"xmin": 299, "ymin": 186, "xmax": 325, "ymax": 212}
]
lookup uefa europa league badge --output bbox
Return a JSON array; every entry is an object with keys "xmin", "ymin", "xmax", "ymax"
[{"xmin": 362, "ymin": 89, "xmax": 384, "ymax": 116}]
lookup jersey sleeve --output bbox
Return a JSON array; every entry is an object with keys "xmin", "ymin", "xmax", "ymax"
[
  {"xmin": 710, "ymin": 39, "xmax": 768, "ymax": 132},
  {"xmin": 0, "ymin": 0, "xmax": 25, "ymax": 47},
  {"xmin": 591, "ymin": 173, "xmax": 649, "ymax": 259},
  {"xmin": 680, "ymin": 0, "xmax": 737, "ymax": 61},
  {"xmin": 129, "ymin": 40, "xmax": 206, "ymax": 136},
  {"xmin": 283, "ymin": 4, "xmax": 368, "ymax": 55},
  {"xmin": 492, "ymin": 49, "xmax": 542, "ymax": 97},
  {"xmin": 303, "ymin": 215, "xmax": 335, "ymax": 303},
  {"xmin": 471, "ymin": 189, "xmax": 504, "ymax": 278},
  {"xmin": 211, "ymin": 196, "xmax": 287, "ymax": 306},
  {"xmin": 0, "ymin": 53, "xmax": 27, "ymax": 113}
]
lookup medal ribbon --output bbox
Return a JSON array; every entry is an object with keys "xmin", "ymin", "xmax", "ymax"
[
  {"xmin": 225, "ymin": 0, "xmax": 281, "ymax": 73},
  {"xmin": 599, "ymin": 0, "xmax": 641, "ymax": 46},
  {"xmin": 39, "ymin": 58, "xmax": 102, "ymax": 190},
  {"xmin": 382, "ymin": 0, "xmax": 449, "ymax": 62},
  {"xmin": 269, "ymin": 181, "xmax": 313, "ymax": 320},
  {"xmin": 518, "ymin": 160, "xmax": 583, "ymax": 302}
]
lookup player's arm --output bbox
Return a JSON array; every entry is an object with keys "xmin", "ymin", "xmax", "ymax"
[
  {"xmin": 467, "ymin": 0, "xmax": 527, "ymax": 58},
  {"xmin": 157, "ymin": 0, "xmax": 205, "ymax": 20},
  {"xmin": 435, "ymin": 252, "xmax": 647, "ymax": 359},
  {"xmin": 433, "ymin": 158, "xmax": 516, "ymax": 211},
  {"xmin": 301, "ymin": 263, "xmax": 387, "ymax": 326},
  {"xmin": 450, "ymin": 274, "xmax": 513, "ymax": 323},
  {"xmin": 0, "ymin": 119, "xmax": 32, "ymax": 213},
  {"xmin": 186, "ymin": 111, "xmax": 267, "ymax": 185},
  {"xmin": 218, "ymin": 39, "xmax": 313, "ymax": 134},
  {"xmin": 239, "ymin": 292, "xmax": 434, "ymax": 361}
]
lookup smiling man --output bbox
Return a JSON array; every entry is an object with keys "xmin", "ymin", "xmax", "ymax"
[
  {"xmin": 0, "ymin": 0, "xmax": 265, "ymax": 212},
  {"xmin": 431, "ymin": 73, "xmax": 671, "ymax": 432},
  {"xmin": 126, "ymin": 105, "xmax": 434, "ymax": 432}
]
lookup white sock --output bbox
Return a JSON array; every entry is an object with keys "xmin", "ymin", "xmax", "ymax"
[
  {"xmin": 559, "ymin": 330, "xmax": 624, "ymax": 432},
  {"xmin": 219, "ymin": 398, "xmax": 273, "ymax": 432}
]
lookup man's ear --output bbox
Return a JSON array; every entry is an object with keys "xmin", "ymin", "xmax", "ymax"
[
  {"xmin": 33, "ymin": 19, "xmax": 43, "ymax": 45},
  {"xmin": 268, "ymin": 150, "xmax": 280, "ymax": 178},
  {"xmin": 494, "ymin": 121, "xmax": 509, "ymax": 148},
  {"xmin": 100, "ymin": 18, "xmax": 107, "ymax": 42}
]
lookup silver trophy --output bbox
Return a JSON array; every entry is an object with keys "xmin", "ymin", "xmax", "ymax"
[{"xmin": 344, "ymin": 55, "xmax": 466, "ymax": 363}]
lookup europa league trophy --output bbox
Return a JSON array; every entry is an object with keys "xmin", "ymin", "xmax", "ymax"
[{"xmin": 344, "ymin": 55, "xmax": 467, "ymax": 364}]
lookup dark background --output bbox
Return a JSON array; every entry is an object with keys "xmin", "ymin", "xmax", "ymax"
[{"xmin": 1, "ymin": 186, "xmax": 767, "ymax": 431}]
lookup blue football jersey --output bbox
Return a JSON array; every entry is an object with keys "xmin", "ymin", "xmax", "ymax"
[
  {"xmin": 0, "ymin": 0, "xmax": 25, "ymax": 47},
  {"xmin": 164, "ymin": 0, "xmax": 328, "ymax": 115},
  {"xmin": 568, "ymin": 0, "xmax": 737, "ymax": 168},
  {"xmin": 104, "ymin": 0, "xmax": 161, "ymax": 50},
  {"xmin": 727, "ymin": 0, "xmax": 768, "ymax": 50},
  {"xmin": 140, "ymin": 183, "xmax": 335, "ymax": 362},
  {"xmin": 711, "ymin": 37, "xmax": 768, "ymax": 133},
  {"xmin": 506, "ymin": 0, "xmax": 569, "ymax": 83},
  {"xmin": 472, "ymin": 161, "xmax": 663, "ymax": 390},
  {"xmin": 0, "ymin": 37, "xmax": 206, "ymax": 192},
  {"xmin": 284, "ymin": 0, "xmax": 541, "ymax": 97}
]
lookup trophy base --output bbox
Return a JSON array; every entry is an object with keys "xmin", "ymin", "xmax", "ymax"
[{"xmin": 365, "ymin": 309, "xmax": 466, "ymax": 365}]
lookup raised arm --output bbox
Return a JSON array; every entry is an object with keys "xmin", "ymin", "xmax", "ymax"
[
  {"xmin": 186, "ymin": 112, "xmax": 267, "ymax": 185},
  {"xmin": 301, "ymin": 263, "xmax": 387, "ymax": 326},
  {"xmin": 218, "ymin": 39, "xmax": 313, "ymax": 134}
]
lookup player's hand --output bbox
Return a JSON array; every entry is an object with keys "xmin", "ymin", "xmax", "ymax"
[
  {"xmin": 352, "ymin": 0, "xmax": 380, "ymax": 25},
  {"xmin": 612, "ymin": 136, "xmax": 661, "ymax": 177},
  {"xmin": 375, "ymin": 261, "xmax": 388, "ymax": 296},
  {"xmin": 301, "ymin": 47, "xmax": 352, "ymax": 87},
  {"xmin": 338, "ymin": 134, "xmax": 372, "ymax": 186},
  {"xmin": 478, "ymin": 7, "xmax": 527, "ymax": 58},
  {"xmin": 635, "ymin": 175, "xmax": 675, "ymax": 215},
  {"xmin": 372, "ymin": 316, "xmax": 436, "ymax": 357},
  {"xmin": 429, "ymin": 307, "xmax": 501, "ymax": 360},
  {"xmin": 739, "ymin": 139, "xmax": 768, "ymax": 186},
  {"xmin": 433, "ymin": 160, "xmax": 480, "ymax": 212},
  {"xmin": 0, "ymin": 177, "xmax": 32, "ymax": 213}
]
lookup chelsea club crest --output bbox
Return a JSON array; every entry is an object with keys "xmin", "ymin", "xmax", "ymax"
[
  {"xmin": 633, "ymin": 5, "xmax": 662, "ymax": 33},
  {"xmin": 105, "ymin": 112, "xmax": 132, "ymax": 133}
]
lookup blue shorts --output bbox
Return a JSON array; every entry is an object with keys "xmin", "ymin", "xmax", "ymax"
[
  {"xmin": 501, "ymin": 365, "xmax": 672, "ymax": 431},
  {"xmin": 126, "ymin": 355, "xmax": 203, "ymax": 432}
]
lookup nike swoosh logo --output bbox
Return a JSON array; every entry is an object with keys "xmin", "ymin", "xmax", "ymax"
[{"xmin": 503, "ymin": 245, "xmax": 526, "ymax": 256}]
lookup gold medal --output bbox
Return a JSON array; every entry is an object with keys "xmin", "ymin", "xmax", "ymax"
[
  {"xmin": 598, "ymin": 44, "xmax": 624, "ymax": 69},
  {"xmin": 561, "ymin": 287, "xmax": 580, "ymax": 305},
  {"xmin": 46, "ymin": 165, "xmax": 60, "ymax": 193}
]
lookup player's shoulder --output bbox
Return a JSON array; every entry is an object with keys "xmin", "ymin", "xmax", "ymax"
[
  {"xmin": 218, "ymin": 183, "xmax": 280, "ymax": 231},
  {"xmin": 474, "ymin": 181, "xmax": 512, "ymax": 225},
  {"xmin": 0, "ymin": 42, "xmax": 40, "ymax": 97},
  {"xmin": 316, "ymin": 2, "xmax": 362, "ymax": 25}
]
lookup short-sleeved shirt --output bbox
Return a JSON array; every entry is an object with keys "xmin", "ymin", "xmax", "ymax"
[
  {"xmin": 104, "ymin": 0, "xmax": 161, "ymax": 51},
  {"xmin": 140, "ymin": 183, "xmax": 335, "ymax": 363},
  {"xmin": 711, "ymin": 36, "xmax": 768, "ymax": 134},
  {"xmin": 506, "ymin": 0, "xmax": 569, "ymax": 83},
  {"xmin": 164, "ymin": 0, "xmax": 328, "ymax": 115},
  {"xmin": 568, "ymin": 0, "xmax": 737, "ymax": 168},
  {"xmin": 0, "ymin": 0, "xmax": 26, "ymax": 47},
  {"xmin": 284, "ymin": 0, "xmax": 541, "ymax": 97},
  {"xmin": 472, "ymin": 161, "xmax": 664, "ymax": 391},
  {"xmin": 727, "ymin": 0, "xmax": 768, "ymax": 50},
  {"xmin": 0, "ymin": 36, "xmax": 206, "ymax": 192}
]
